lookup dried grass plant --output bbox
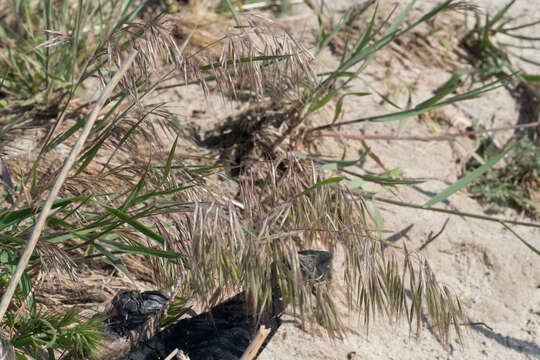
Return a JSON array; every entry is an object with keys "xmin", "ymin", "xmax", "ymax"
[
  {"xmin": 149, "ymin": 156, "xmax": 464, "ymax": 342},
  {"xmin": 2, "ymin": 0, "xmax": 537, "ymax": 358}
]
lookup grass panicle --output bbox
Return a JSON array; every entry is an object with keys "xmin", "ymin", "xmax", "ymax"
[
  {"xmin": 0, "ymin": 0, "xmax": 537, "ymax": 358},
  {"xmin": 150, "ymin": 157, "xmax": 464, "ymax": 340}
]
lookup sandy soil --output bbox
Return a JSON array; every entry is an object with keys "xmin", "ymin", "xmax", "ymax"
[
  {"xmin": 7, "ymin": 1, "xmax": 537, "ymax": 359},
  {"xmin": 251, "ymin": 1, "xmax": 540, "ymax": 359},
  {"xmin": 114, "ymin": 1, "xmax": 540, "ymax": 358}
]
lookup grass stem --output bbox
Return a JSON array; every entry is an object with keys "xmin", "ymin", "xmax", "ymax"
[{"xmin": 0, "ymin": 49, "xmax": 139, "ymax": 323}]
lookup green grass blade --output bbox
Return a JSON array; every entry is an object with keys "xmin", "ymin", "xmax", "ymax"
[
  {"xmin": 164, "ymin": 136, "xmax": 178, "ymax": 181},
  {"xmin": 74, "ymin": 136, "xmax": 107, "ymax": 176},
  {"xmin": 319, "ymin": 157, "xmax": 365, "ymax": 170},
  {"xmin": 45, "ymin": 228, "xmax": 99, "ymax": 244},
  {"xmin": 487, "ymin": 0, "xmax": 516, "ymax": 28},
  {"xmin": 414, "ymin": 73, "xmax": 462, "ymax": 109},
  {"xmin": 359, "ymin": 174, "xmax": 425, "ymax": 185},
  {"xmin": 133, "ymin": 185, "xmax": 195, "ymax": 205},
  {"xmin": 521, "ymin": 74, "xmax": 540, "ymax": 82},
  {"xmin": 97, "ymin": 104, "xmax": 161, "ymax": 175},
  {"xmin": 403, "ymin": 0, "xmax": 454, "ymax": 32},
  {"xmin": 316, "ymin": 6, "xmax": 355, "ymax": 56},
  {"xmin": 311, "ymin": 77, "xmax": 505, "ymax": 130},
  {"xmin": 0, "ymin": 196, "xmax": 86, "ymax": 231},
  {"xmin": 303, "ymin": 89, "xmax": 335, "ymax": 118},
  {"xmin": 94, "ymin": 242, "xmax": 137, "ymax": 285},
  {"xmin": 198, "ymin": 55, "xmax": 291, "ymax": 72},
  {"xmin": 0, "ymin": 115, "xmax": 25, "ymax": 139},
  {"xmin": 501, "ymin": 18, "xmax": 540, "ymax": 32},
  {"xmin": 424, "ymin": 142, "xmax": 515, "ymax": 207},
  {"xmin": 120, "ymin": 170, "xmax": 148, "ymax": 212},
  {"xmin": 385, "ymin": 0, "xmax": 416, "ymax": 37},
  {"xmin": 351, "ymin": 2, "xmax": 379, "ymax": 55},
  {"xmin": 295, "ymin": 176, "xmax": 344, "ymax": 198},
  {"xmin": 97, "ymin": 239, "xmax": 182, "ymax": 259},
  {"xmin": 502, "ymin": 33, "xmax": 540, "ymax": 41},
  {"xmin": 224, "ymin": 0, "xmax": 242, "ymax": 27},
  {"xmin": 332, "ymin": 92, "xmax": 371, "ymax": 124},
  {"xmin": 103, "ymin": 205, "xmax": 164, "ymax": 246},
  {"xmin": 499, "ymin": 221, "xmax": 540, "ymax": 256}
]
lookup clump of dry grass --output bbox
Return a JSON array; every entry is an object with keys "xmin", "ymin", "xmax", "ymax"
[
  {"xmin": 0, "ymin": 0, "xmax": 318, "ymax": 357},
  {"xmin": 7, "ymin": 0, "xmax": 531, "ymax": 358},
  {"xmin": 147, "ymin": 155, "xmax": 464, "ymax": 341}
]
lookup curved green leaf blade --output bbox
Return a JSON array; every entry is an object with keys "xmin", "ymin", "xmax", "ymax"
[
  {"xmin": 103, "ymin": 205, "xmax": 164, "ymax": 246},
  {"xmin": 499, "ymin": 221, "xmax": 540, "ymax": 256},
  {"xmin": 295, "ymin": 176, "xmax": 344, "ymax": 198},
  {"xmin": 97, "ymin": 239, "xmax": 182, "ymax": 259},
  {"xmin": 424, "ymin": 142, "xmax": 515, "ymax": 207}
]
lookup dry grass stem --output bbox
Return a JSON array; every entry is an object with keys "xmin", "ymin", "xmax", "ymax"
[{"xmin": 0, "ymin": 49, "xmax": 139, "ymax": 322}]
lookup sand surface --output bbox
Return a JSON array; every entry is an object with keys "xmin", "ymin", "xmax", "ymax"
[
  {"xmin": 253, "ymin": 1, "xmax": 540, "ymax": 359},
  {"xmin": 9, "ymin": 1, "xmax": 538, "ymax": 359}
]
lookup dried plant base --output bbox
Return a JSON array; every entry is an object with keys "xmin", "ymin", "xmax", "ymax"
[{"xmin": 99, "ymin": 250, "xmax": 332, "ymax": 359}]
